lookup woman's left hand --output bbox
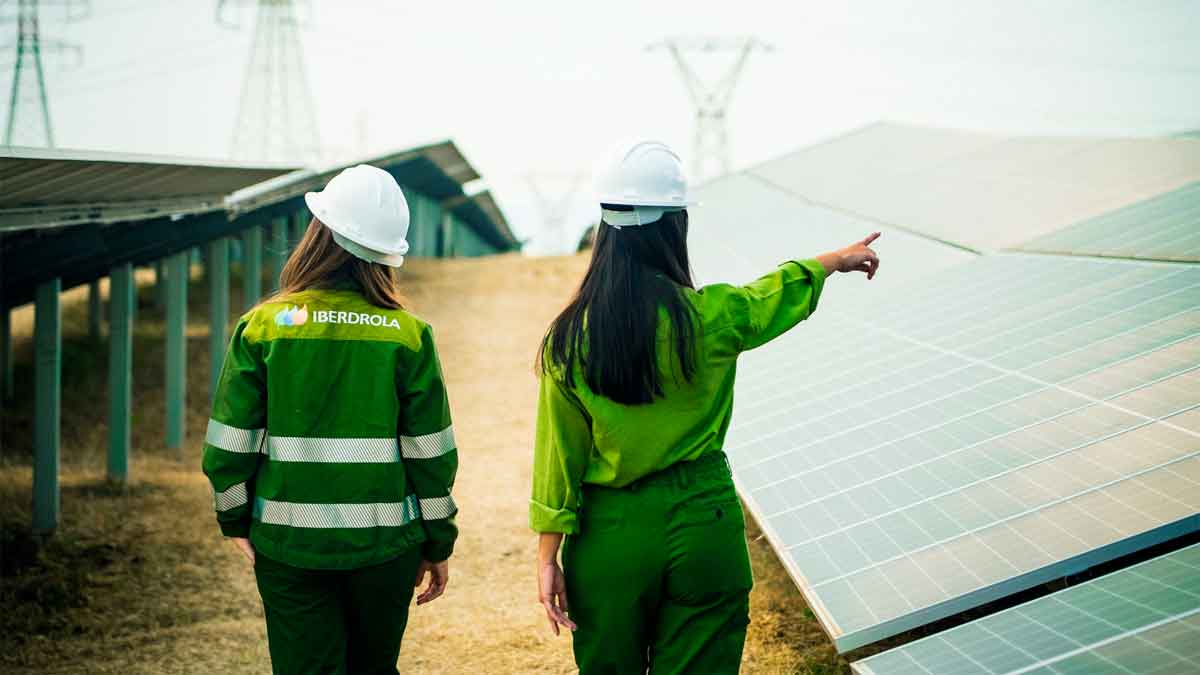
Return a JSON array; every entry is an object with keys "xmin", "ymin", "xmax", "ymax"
[
  {"xmin": 415, "ymin": 559, "xmax": 449, "ymax": 605},
  {"xmin": 538, "ymin": 561, "xmax": 576, "ymax": 635}
]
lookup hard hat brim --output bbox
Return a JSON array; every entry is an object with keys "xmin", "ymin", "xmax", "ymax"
[
  {"xmin": 330, "ymin": 230, "xmax": 405, "ymax": 268},
  {"xmin": 304, "ymin": 191, "xmax": 408, "ymax": 265},
  {"xmin": 597, "ymin": 196, "xmax": 698, "ymax": 208}
]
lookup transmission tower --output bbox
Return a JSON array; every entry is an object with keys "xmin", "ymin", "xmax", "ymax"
[
  {"xmin": 219, "ymin": 0, "xmax": 320, "ymax": 164},
  {"xmin": 2, "ymin": 0, "xmax": 87, "ymax": 147},
  {"xmin": 527, "ymin": 172, "xmax": 586, "ymax": 255},
  {"xmin": 647, "ymin": 36, "xmax": 772, "ymax": 181}
]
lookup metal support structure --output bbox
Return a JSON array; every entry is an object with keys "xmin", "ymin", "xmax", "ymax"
[
  {"xmin": 267, "ymin": 216, "xmax": 288, "ymax": 291},
  {"xmin": 242, "ymin": 225, "xmax": 263, "ymax": 310},
  {"xmin": 164, "ymin": 252, "xmax": 188, "ymax": 451},
  {"xmin": 107, "ymin": 263, "xmax": 133, "ymax": 483},
  {"xmin": 33, "ymin": 277, "xmax": 60, "ymax": 535},
  {"xmin": 222, "ymin": 0, "xmax": 321, "ymax": 164},
  {"xmin": 647, "ymin": 36, "xmax": 772, "ymax": 181},
  {"xmin": 87, "ymin": 279, "xmax": 101, "ymax": 340},
  {"xmin": 208, "ymin": 238, "xmax": 230, "ymax": 404},
  {"xmin": 1, "ymin": 309, "xmax": 12, "ymax": 399}
]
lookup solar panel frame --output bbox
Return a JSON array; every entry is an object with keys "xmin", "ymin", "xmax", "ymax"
[{"xmin": 850, "ymin": 543, "xmax": 1200, "ymax": 675}]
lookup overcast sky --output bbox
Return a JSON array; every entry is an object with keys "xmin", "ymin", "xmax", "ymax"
[{"xmin": 5, "ymin": 0, "xmax": 1199, "ymax": 252}]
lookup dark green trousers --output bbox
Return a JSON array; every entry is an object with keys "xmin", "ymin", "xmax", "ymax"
[
  {"xmin": 563, "ymin": 451, "xmax": 754, "ymax": 675},
  {"xmin": 254, "ymin": 548, "xmax": 423, "ymax": 675}
]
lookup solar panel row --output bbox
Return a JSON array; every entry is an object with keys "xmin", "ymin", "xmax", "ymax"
[
  {"xmin": 748, "ymin": 123, "xmax": 1200, "ymax": 256},
  {"xmin": 724, "ymin": 255, "xmax": 1200, "ymax": 650},
  {"xmin": 851, "ymin": 543, "xmax": 1200, "ymax": 674},
  {"xmin": 1019, "ymin": 181, "xmax": 1200, "ymax": 262}
]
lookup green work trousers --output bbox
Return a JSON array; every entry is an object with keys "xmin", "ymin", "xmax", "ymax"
[
  {"xmin": 563, "ymin": 451, "xmax": 754, "ymax": 674},
  {"xmin": 254, "ymin": 547, "xmax": 424, "ymax": 675}
]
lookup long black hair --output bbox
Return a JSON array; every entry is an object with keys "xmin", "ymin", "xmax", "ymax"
[{"xmin": 539, "ymin": 206, "xmax": 698, "ymax": 405}]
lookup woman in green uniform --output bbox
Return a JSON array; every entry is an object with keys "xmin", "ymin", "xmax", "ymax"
[
  {"xmin": 531, "ymin": 140, "xmax": 880, "ymax": 673},
  {"xmin": 202, "ymin": 164, "xmax": 459, "ymax": 675}
]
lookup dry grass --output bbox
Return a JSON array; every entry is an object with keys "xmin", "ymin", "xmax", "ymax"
[{"xmin": 1, "ymin": 253, "xmax": 857, "ymax": 674}]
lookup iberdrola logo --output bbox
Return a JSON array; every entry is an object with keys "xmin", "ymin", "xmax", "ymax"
[{"xmin": 274, "ymin": 304, "xmax": 308, "ymax": 326}]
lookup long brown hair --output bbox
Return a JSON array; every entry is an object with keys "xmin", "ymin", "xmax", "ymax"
[{"xmin": 264, "ymin": 218, "xmax": 406, "ymax": 309}]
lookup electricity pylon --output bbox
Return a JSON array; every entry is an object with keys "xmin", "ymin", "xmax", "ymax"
[
  {"xmin": 2, "ymin": 0, "xmax": 88, "ymax": 147},
  {"xmin": 219, "ymin": 0, "xmax": 320, "ymax": 164},
  {"xmin": 527, "ymin": 172, "xmax": 586, "ymax": 255},
  {"xmin": 647, "ymin": 36, "xmax": 772, "ymax": 182}
]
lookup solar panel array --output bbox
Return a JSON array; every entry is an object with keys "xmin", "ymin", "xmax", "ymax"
[
  {"xmin": 1019, "ymin": 181, "xmax": 1200, "ymax": 263},
  {"xmin": 687, "ymin": 126, "xmax": 1200, "ymax": 656},
  {"xmin": 851, "ymin": 543, "xmax": 1200, "ymax": 674},
  {"xmin": 722, "ymin": 252, "xmax": 1200, "ymax": 651}
]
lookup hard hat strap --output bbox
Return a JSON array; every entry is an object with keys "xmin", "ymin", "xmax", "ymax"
[{"xmin": 601, "ymin": 206, "xmax": 683, "ymax": 229}]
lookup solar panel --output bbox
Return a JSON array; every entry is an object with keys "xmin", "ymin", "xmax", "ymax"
[
  {"xmin": 720, "ymin": 253, "xmax": 1200, "ymax": 651},
  {"xmin": 851, "ymin": 543, "xmax": 1200, "ymax": 674},
  {"xmin": 748, "ymin": 123, "xmax": 1200, "ymax": 252},
  {"xmin": 1018, "ymin": 181, "xmax": 1200, "ymax": 263},
  {"xmin": 687, "ymin": 172, "xmax": 973, "ymax": 293}
]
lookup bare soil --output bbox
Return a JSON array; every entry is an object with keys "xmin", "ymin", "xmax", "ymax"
[{"xmin": 1, "ymin": 254, "xmax": 860, "ymax": 673}]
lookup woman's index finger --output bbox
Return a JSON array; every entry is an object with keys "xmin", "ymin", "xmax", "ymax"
[{"xmin": 863, "ymin": 232, "xmax": 882, "ymax": 246}]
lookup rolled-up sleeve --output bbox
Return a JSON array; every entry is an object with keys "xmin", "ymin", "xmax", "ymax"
[
  {"xmin": 733, "ymin": 259, "xmax": 826, "ymax": 351},
  {"xmin": 530, "ymin": 371, "xmax": 593, "ymax": 534}
]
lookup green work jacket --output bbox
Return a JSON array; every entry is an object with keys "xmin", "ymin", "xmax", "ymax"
[
  {"xmin": 201, "ymin": 285, "xmax": 458, "ymax": 569},
  {"xmin": 530, "ymin": 259, "xmax": 827, "ymax": 534}
]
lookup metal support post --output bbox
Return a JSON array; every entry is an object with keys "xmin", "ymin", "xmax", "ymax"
[
  {"xmin": 1, "ymin": 309, "xmax": 12, "ymax": 399},
  {"xmin": 441, "ymin": 212, "xmax": 456, "ymax": 258},
  {"xmin": 267, "ymin": 216, "xmax": 288, "ymax": 292},
  {"xmin": 155, "ymin": 259, "xmax": 167, "ymax": 309},
  {"xmin": 87, "ymin": 280, "xmax": 102, "ymax": 340},
  {"xmin": 33, "ymin": 278, "xmax": 61, "ymax": 536},
  {"xmin": 165, "ymin": 252, "xmax": 188, "ymax": 451},
  {"xmin": 108, "ymin": 263, "xmax": 133, "ymax": 483},
  {"xmin": 292, "ymin": 209, "xmax": 308, "ymax": 246},
  {"xmin": 208, "ymin": 238, "xmax": 230, "ymax": 404},
  {"xmin": 242, "ymin": 226, "xmax": 263, "ymax": 309}
]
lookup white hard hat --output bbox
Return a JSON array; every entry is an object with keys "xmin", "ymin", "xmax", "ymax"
[
  {"xmin": 304, "ymin": 164, "xmax": 411, "ymax": 268},
  {"xmin": 594, "ymin": 140, "xmax": 695, "ymax": 228}
]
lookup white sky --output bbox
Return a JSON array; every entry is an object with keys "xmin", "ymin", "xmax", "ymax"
[{"xmin": 5, "ymin": 0, "xmax": 1200, "ymax": 252}]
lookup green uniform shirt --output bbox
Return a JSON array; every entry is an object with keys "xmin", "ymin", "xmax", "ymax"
[
  {"xmin": 530, "ymin": 259, "xmax": 827, "ymax": 534},
  {"xmin": 202, "ymin": 286, "xmax": 458, "ymax": 569}
]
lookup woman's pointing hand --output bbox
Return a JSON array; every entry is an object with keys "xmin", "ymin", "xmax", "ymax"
[{"xmin": 817, "ymin": 232, "xmax": 882, "ymax": 280}]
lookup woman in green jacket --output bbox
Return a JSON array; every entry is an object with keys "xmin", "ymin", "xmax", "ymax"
[
  {"xmin": 202, "ymin": 164, "xmax": 458, "ymax": 675},
  {"xmin": 531, "ymin": 141, "xmax": 880, "ymax": 674}
]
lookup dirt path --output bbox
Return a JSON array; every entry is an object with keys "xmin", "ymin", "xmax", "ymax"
[
  {"xmin": 393, "ymin": 254, "xmax": 585, "ymax": 673},
  {"xmin": 2, "ymin": 253, "xmax": 841, "ymax": 674}
]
